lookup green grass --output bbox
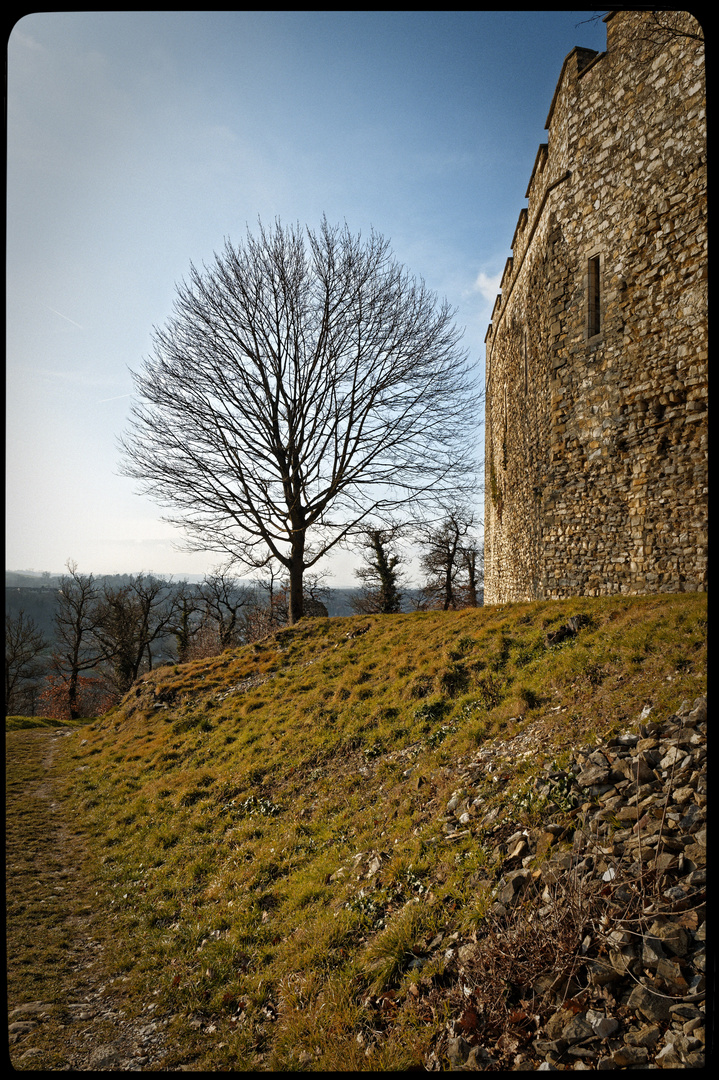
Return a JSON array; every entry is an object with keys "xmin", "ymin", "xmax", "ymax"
[
  {"xmin": 8, "ymin": 593, "xmax": 707, "ymax": 1070},
  {"xmin": 5, "ymin": 715, "xmax": 90, "ymax": 731}
]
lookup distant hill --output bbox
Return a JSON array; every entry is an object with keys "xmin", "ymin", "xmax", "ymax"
[
  {"xmin": 6, "ymin": 571, "xmax": 64, "ymax": 588},
  {"xmin": 4, "ymin": 570, "xmax": 450, "ymax": 623}
]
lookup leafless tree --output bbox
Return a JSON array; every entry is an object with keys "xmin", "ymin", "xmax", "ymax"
[
  {"xmin": 52, "ymin": 561, "xmax": 107, "ymax": 720},
  {"xmin": 415, "ymin": 506, "xmax": 481, "ymax": 610},
  {"xmin": 172, "ymin": 582, "xmax": 205, "ymax": 662},
  {"xmin": 5, "ymin": 610, "xmax": 48, "ymax": 715},
  {"xmin": 93, "ymin": 574, "xmax": 181, "ymax": 694},
  {"xmin": 259, "ymin": 567, "xmax": 330, "ymax": 630},
  {"xmin": 197, "ymin": 568, "xmax": 254, "ymax": 649},
  {"xmin": 459, "ymin": 537, "xmax": 484, "ymax": 608},
  {"xmin": 234, "ymin": 564, "xmax": 330, "ymax": 643},
  {"xmin": 351, "ymin": 526, "xmax": 405, "ymax": 614},
  {"xmin": 637, "ymin": 9, "xmax": 704, "ymax": 45},
  {"xmin": 121, "ymin": 218, "xmax": 480, "ymax": 624},
  {"xmin": 174, "ymin": 566, "xmax": 259, "ymax": 659}
]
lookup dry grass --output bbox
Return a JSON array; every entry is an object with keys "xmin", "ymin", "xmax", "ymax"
[{"xmin": 6, "ymin": 592, "xmax": 707, "ymax": 1069}]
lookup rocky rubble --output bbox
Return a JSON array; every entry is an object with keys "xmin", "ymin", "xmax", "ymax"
[
  {"xmin": 432, "ymin": 695, "xmax": 708, "ymax": 1070},
  {"xmin": 9, "ymin": 992, "xmax": 173, "ymax": 1070}
]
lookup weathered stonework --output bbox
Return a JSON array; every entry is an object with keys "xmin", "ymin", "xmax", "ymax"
[{"xmin": 484, "ymin": 11, "xmax": 707, "ymax": 603}]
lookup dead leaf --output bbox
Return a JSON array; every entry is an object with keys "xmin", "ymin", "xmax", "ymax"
[
  {"xmin": 497, "ymin": 1032, "xmax": 519, "ymax": 1054},
  {"xmin": 507, "ymin": 1008, "xmax": 528, "ymax": 1025},
  {"xmin": 458, "ymin": 1005, "xmax": 480, "ymax": 1033}
]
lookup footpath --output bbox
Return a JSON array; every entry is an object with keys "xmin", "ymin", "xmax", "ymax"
[{"xmin": 6, "ymin": 727, "xmax": 175, "ymax": 1071}]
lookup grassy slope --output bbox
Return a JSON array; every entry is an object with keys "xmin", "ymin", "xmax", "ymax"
[
  {"xmin": 49, "ymin": 593, "xmax": 706, "ymax": 1069},
  {"xmin": 5, "ymin": 716, "xmax": 87, "ymax": 730}
]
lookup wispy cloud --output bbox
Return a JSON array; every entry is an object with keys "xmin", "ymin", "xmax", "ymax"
[
  {"xmin": 46, "ymin": 305, "xmax": 84, "ymax": 329},
  {"xmin": 470, "ymin": 270, "xmax": 502, "ymax": 304},
  {"xmin": 14, "ymin": 29, "xmax": 45, "ymax": 52},
  {"xmin": 96, "ymin": 393, "xmax": 132, "ymax": 403}
]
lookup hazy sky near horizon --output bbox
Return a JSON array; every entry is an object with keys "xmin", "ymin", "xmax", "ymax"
[{"xmin": 7, "ymin": 10, "xmax": 608, "ymax": 584}]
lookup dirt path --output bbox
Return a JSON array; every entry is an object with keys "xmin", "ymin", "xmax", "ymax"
[{"xmin": 6, "ymin": 728, "xmax": 176, "ymax": 1070}]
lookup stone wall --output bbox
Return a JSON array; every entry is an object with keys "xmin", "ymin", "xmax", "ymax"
[{"xmin": 484, "ymin": 11, "xmax": 707, "ymax": 604}]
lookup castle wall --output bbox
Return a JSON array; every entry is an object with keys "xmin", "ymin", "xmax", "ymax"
[{"xmin": 484, "ymin": 11, "xmax": 707, "ymax": 604}]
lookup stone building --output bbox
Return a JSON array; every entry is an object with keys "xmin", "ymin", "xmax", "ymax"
[{"xmin": 483, "ymin": 10, "xmax": 707, "ymax": 604}]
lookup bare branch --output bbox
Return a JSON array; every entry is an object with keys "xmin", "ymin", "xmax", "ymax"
[{"xmin": 5, "ymin": 611, "xmax": 48, "ymax": 715}]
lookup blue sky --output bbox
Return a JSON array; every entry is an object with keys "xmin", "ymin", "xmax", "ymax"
[{"xmin": 6, "ymin": 10, "xmax": 608, "ymax": 584}]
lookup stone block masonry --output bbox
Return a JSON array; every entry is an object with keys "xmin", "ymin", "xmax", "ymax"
[{"xmin": 484, "ymin": 11, "xmax": 707, "ymax": 603}]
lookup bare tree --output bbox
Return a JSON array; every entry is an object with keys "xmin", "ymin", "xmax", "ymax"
[
  {"xmin": 177, "ymin": 567, "xmax": 256, "ymax": 659},
  {"xmin": 415, "ymin": 506, "xmax": 481, "ymax": 611},
  {"xmin": 636, "ymin": 9, "xmax": 704, "ymax": 45},
  {"xmin": 578, "ymin": 9, "xmax": 704, "ymax": 48},
  {"xmin": 300, "ymin": 572, "xmax": 331, "ymax": 617},
  {"xmin": 172, "ymin": 582, "xmax": 205, "ymax": 662},
  {"xmin": 459, "ymin": 537, "xmax": 484, "ymax": 608},
  {"xmin": 121, "ymin": 218, "xmax": 480, "ymax": 624},
  {"xmin": 5, "ymin": 610, "xmax": 48, "ymax": 715},
  {"xmin": 198, "ymin": 567, "xmax": 254, "ymax": 650},
  {"xmin": 255, "ymin": 567, "xmax": 330, "ymax": 633},
  {"xmin": 351, "ymin": 527, "xmax": 404, "ymax": 614},
  {"xmin": 93, "ymin": 574, "xmax": 182, "ymax": 694},
  {"xmin": 234, "ymin": 564, "xmax": 330, "ymax": 644},
  {"xmin": 52, "ymin": 562, "xmax": 107, "ymax": 720}
]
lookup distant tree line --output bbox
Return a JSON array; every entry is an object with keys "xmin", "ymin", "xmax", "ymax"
[
  {"xmin": 5, "ymin": 561, "xmax": 332, "ymax": 719},
  {"xmin": 5, "ymin": 512, "xmax": 483, "ymax": 719}
]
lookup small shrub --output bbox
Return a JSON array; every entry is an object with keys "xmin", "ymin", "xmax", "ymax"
[
  {"xmin": 414, "ymin": 698, "xmax": 448, "ymax": 726},
  {"xmin": 438, "ymin": 663, "xmax": 470, "ymax": 697},
  {"xmin": 235, "ymin": 794, "xmax": 282, "ymax": 817},
  {"xmin": 426, "ymin": 723, "xmax": 457, "ymax": 749},
  {"xmin": 517, "ymin": 685, "xmax": 540, "ymax": 710},
  {"xmin": 364, "ymin": 741, "xmax": 384, "ymax": 760},
  {"xmin": 362, "ymin": 902, "xmax": 432, "ymax": 994},
  {"xmin": 179, "ymin": 788, "xmax": 212, "ymax": 807},
  {"xmin": 408, "ymin": 675, "xmax": 434, "ymax": 699},
  {"xmin": 172, "ymin": 715, "xmax": 201, "ymax": 735},
  {"xmin": 456, "ymin": 635, "xmax": 476, "ymax": 655},
  {"xmin": 475, "ymin": 673, "xmax": 504, "ymax": 709}
]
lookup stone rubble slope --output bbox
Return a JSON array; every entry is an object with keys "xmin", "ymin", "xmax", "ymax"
[{"xmin": 432, "ymin": 695, "xmax": 707, "ymax": 1070}]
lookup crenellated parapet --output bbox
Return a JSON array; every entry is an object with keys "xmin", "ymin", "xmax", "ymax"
[
  {"xmin": 484, "ymin": 10, "xmax": 707, "ymax": 604},
  {"xmin": 486, "ymin": 47, "xmax": 605, "ymax": 367}
]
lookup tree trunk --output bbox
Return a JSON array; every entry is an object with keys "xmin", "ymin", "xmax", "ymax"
[
  {"xmin": 67, "ymin": 669, "xmax": 80, "ymax": 721},
  {"xmin": 288, "ymin": 539, "xmax": 305, "ymax": 624},
  {"xmin": 443, "ymin": 558, "xmax": 454, "ymax": 610},
  {"xmin": 465, "ymin": 551, "xmax": 478, "ymax": 607}
]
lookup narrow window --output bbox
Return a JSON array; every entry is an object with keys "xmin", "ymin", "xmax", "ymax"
[
  {"xmin": 588, "ymin": 255, "xmax": 601, "ymax": 337},
  {"xmin": 502, "ymin": 381, "xmax": 508, "ymax": 466}
]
